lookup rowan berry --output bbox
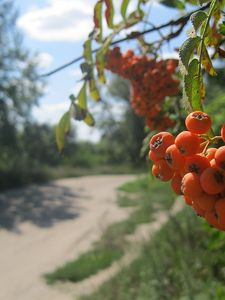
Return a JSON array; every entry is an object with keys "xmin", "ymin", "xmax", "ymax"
[
  {"xmin": 181, "ymin": 172, "xmax": 203, "ymax": 197},
  {"xmin": 152, "ymin": 160, "xmax": 174, "ymax": 181},
  {"xmin": 164, "ymin": 144, "xmax": 186, "ymax": 171},
  {"xmin": 215, "ymin": 199, "xmax": 225, "ymax": 227},
  {"xmin": 200, "ymin": 166, "xmax": 225, "ymax": 194},
  {"xmin": 192, "ymin": 200, "xmax": 205, "ymax": 217},
  {"xmin": 184, "ymin": 154, "xmax": 210, "ymax": 175},
  {"xmin": 205, "ymin": 211, "xmax": 220, "ymax": 229},
  {"xmin": 175, "ymin": 131, "xmax": 200, "ymax": 156},
  {"xmin": 193, "ymin": 194, "xmax": 217, "ymax": 212},
  {"xmin": 171, "ymin": 173, "xmax": 183, "ymax": 195},
  {"xmin": 221, "ymin": 124, "xmax": 225, "ymax": 142},
  {"xmin": 206, "ymin": 148, "xmax": 217, "ymax": 161},
  {"xmin": 148, "ymin": 150, "xmax": 161, "ymax": 162},
  {"xmin": 183, "ymin": 195, "xmax": 193, "ymax": 206},
  {"xmin": 149, "ymin": 132, "xmax": 174, "ymax": 158},
  {"xmin": 215, "ymin": 146, "xmax": 225, "ymax": 171},
  {"xmin": 185, "ymin": 111, "xmax": 211, "ymax": 134}
]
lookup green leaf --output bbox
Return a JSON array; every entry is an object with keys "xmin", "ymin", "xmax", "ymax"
[
  {"xmin": 184, "ymin": 59, "xmax": 204, "ymax": 111},
  {"xmin": 219, "ymin": 22, "xmax": 225, "ymax": 36},
  {"xmin": 77, "ymin": 83, "xmax": 87, "ymax": 109},
  {"xmin": 56, "ymin": 111, "xmax": 71, "ymax": 152},
  {"xmin": 94, "ymin": 0, "xmax": 103, "ymax": 42},
  {"xmin": 83, "ymin": 39, "xmax": 93, "ymax": 64},
  {"xmin": 96, "ymin": 49, "xmax": 106, "ymax": 83},
  {"xmin": 89, "ymin": 78, "xmax": 101, "ymax": 102},
  {"xmin": 105, "ymin": 0, "xmax": 114, "ymax": 29},
  {"xmin": 84, "ymin": 112, "xmax": 95, "ymax": 126},
  {"xmin": 121, "ymin": 0, "xmax": 130, "ymax": 20},
  {"xmin": 190, "ymin": 11, "xmax": 207, "ymax": 32},
  {"xmin": 160, "ymin": 0, "xmax": 185, "ymax": 9},
  {"xmin": 179, "ymin": 37, "xmax": 201, "ymax": 71},
  {"xmin": 201, "ymin": 44, "xmax": 217, "ymax": 76}
]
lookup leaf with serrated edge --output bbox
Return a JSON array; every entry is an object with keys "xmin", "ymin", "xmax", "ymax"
[
  {"xmin": 184, "ymin": 59, "xmax": 204, "ymax": 111},
  {"xmin": 179, "ymin": 37, "xmax": 201, "ymax": 70},
  {"xmin": 190, "ymin": 11, "xmax": 207, "ymax": 32},
  {"xmin": 105, "ymin": 0, "xmax": 114, "ymax": 29},
  {"xmin": 56, "ymin": 111, "xmax": 70, "ymax": 152},
  {"xmin": 121, "ymin": 0, "xmax": 130, "ymax": 19}
]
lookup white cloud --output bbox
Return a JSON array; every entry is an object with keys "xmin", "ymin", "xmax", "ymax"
[
  {"xmin": 35, "ymin": 52, "xmax": 54, "ymax": 69},
  {"xmin": 159, "ymin": 51, "xmax": 179, "ymax": 60},
  {"xmin": 17, "ymin": 0, "xmax": 93, "ymax": 42},
  {"xmin": 17, "ymin": 0, "xmax": 162, "ymax": 43}
]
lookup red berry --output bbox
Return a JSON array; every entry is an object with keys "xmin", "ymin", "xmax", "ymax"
[{"xmin": 185, "ymin": 111, "xmax": 211, "ymax": 134}]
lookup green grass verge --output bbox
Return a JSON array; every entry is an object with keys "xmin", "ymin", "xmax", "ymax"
[
  {"xmin": 44, "ymin": 176, "xmax": 174, "ymax": 285},
  {"xmin": 80, "ymin": 207, "xmax": 225, "ymax": 300},
  {"xmin": 45, "ymin": 247, "xmax": 123, "ymax": 284}
]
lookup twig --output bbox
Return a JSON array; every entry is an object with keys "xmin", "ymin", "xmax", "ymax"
[{"xmin": 40, "ymin": 3, "xmax": 210, "ymax": 78}]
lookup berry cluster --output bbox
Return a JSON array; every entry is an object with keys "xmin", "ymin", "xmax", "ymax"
[
  {"xmin": 106, "ymin": 47, "xmax": 180, "ymax": 130},
  {"xmin": 149, "ymin": 111, "xmax": 225, "ymax": 230}
]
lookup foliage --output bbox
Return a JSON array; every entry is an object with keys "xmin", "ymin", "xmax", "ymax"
[
  {"xmin": 80, "ymin": 207, "xmax": 225, "ymax": 300},
  {"xmin": 45, "ymin": 247, "xmax": 123, "ymax": 284},
  {"xmin": 55, "ymin": 0, "xmax": 225, "ymax": 151}
]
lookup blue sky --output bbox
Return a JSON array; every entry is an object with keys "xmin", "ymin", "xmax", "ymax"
[{"xmin": 14, "ymin": 0, "xmax": 191, "ymax": 142}]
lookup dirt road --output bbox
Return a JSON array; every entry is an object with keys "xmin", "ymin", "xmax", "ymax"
[{"xmin": 0, "ymin": 175, "xmax": 136, "ymax": 300}]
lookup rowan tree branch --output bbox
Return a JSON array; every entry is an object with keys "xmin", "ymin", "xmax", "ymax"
[{"xmin": 40, "ymin": 3, "xmax": 210, "ymax": 78}]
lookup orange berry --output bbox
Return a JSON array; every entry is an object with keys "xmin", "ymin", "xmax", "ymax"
[
  {"xmin": 210, "ymin": 159, "xmax": 218, "ymax": 168},
  {"xmin": 193, "ymin": 193, "xmax": 217, "ymax": 212},
  {"xmin": 192, "ymin": 200, "xmax": 205, "ymax": 217},
  {"xmin": 206, "ymin": 148, "xmax": 217, "ymax": 161},
  {"xmin": 181, "ymin": 172, "xmax": 204, "ymax": 197},
  {"xmin": 149, "ymin": 150, "xmax": 161, "ymax": 162},
  {"xmin": 215, "ymin": 198, "xmax": 225, "ymax": 227},
  {"xmin": 175, "ymin": 131, "xmax": 200, "ymax": 156},
  {"xmin": 183, "ymin": 195, "xmax": 193, "ymax": 206},
  {"xmin": 184, "ymin": 154, "xmax": 210, "ymax": 175},
  {"xmin": 171, "ymin": 173, "xmax": 183, "ymax": 195},
  {"xmin": 149, "ymin": 132, "xmax": 174, "ymax": 158},
  {"xmin": 205, "ymin": 211, "xmax": 221, "ymax": 229},
  {"xmin": 221, "ymin": 124, "xmax": 225, "ymax": 142},
  {"xmin": 185, "ymin": 111, "xmax": 211, "ymax": 134},
  {"xmin": 200, "ymin": 167, "xmax": 225, "ymax": 194},
  {"xmin": 164, "ymin": 144, "xmax": 186, "ymax": 171},
  {"xmin": 215, "ymin": 146, "xmax": 225, "ymax": 171},
  {"xmin": 152, "ymin": 159, "xmax": 174, "ymax": 181}
]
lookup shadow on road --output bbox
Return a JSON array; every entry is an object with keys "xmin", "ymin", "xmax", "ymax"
[{"xmin": 0, "ymin": 182, "xmax": 86, "ymax": 231}]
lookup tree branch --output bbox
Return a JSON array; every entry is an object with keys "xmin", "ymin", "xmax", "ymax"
[{"xmin": 40, "ymin": 3, "xmax": 210, "ymax": 78}]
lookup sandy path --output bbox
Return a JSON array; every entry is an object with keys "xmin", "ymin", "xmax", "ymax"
[
  {"xmin": 57, "ymin": 198, "xmax": 184, "ymax": 299},
  {"xmin": 0, "ymin": 175, "xmax": 136, "ymax": 300}
]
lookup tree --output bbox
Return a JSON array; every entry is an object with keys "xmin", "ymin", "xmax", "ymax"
[
  {"xmin": 50, "ymin": 0, "xmax": 225, "ymax": 231},
  {"xmin": 0, "ymin": 0, "xmax": 43, "ymax": 189},
  {"xmin": 99, "ymin": 75, "xmax": 146, "ymax": 166}
]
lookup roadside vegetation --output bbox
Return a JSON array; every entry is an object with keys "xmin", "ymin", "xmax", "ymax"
[
  {"xmin": 44, "ymin": 176, "xmax": 175, "ymax": 284},
  {"xmin": 80, "ymin": 207, "xmax": 225, "ymax": 300}
]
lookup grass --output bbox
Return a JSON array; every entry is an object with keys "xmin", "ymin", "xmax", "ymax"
[
  {"xmin": 80, "ymin": 207, "xmax": 225, "ymax": 300},
  {"xmin": 45, "ymin": 247, "xmax": 123, "ymax": 284},
  {"xmin": 44, "ymin": 176, "xmax": 175, "ymax": 285}
]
